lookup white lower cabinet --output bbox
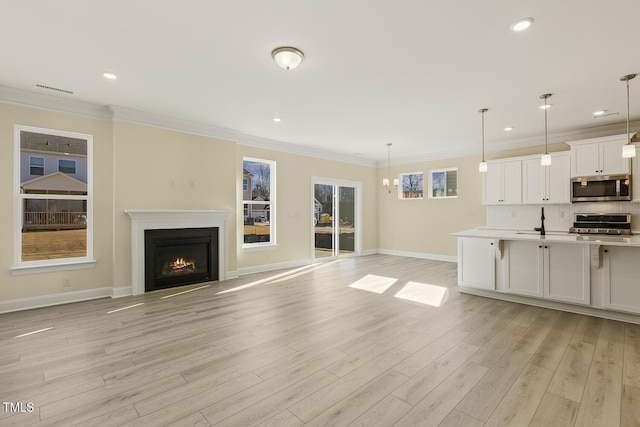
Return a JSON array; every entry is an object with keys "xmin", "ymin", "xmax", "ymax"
[
  {"xmin": 603, "ymin": 246, "xmax": 640, "ymax": 314},
  {"xmin": 505, "ymin": 241, "xmax": 590, "ymax": 305},
  {"xmin": 457, "ymin": 237, "xmax": 495, "ymax": 290}
]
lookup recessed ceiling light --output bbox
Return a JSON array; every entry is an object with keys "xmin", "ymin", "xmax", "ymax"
[
  {"xmin": 504, "ymin": 127, "xmax": 514, "ymax": 131},
  {"xmin": 510, "ymin": 18, "xmax": 534, "ymax": 32},
  {"xmin": 272, "ymin": 117, "xmax": 282, "ymax": 122},
  {"xmin": 539, "ymin": 104, "xmax": 551, "ymax": 110},
  {"xmin": 103, "ymin": 72, "xmax": 117, "ymax": 80}
]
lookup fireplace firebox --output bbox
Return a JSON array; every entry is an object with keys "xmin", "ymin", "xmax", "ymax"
[{"xmin": 144, "ymin": 227, "xmax": 218, "ymax": 292}]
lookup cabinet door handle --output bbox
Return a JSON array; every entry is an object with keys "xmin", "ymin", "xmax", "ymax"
[
  {"xmin": 490, "ymin": 242, "xmax": 494, "ymax": 245},
  {"xmin": 604, "ymin": 249, "xmax": 608, "ymax": 253},
  {"xmin": 538, "ymin": 245, "xmax": 542, "ymax": 248},
  {"xmin": 544, "ymin": 246, "xmax": 548, "ymax": 249}
]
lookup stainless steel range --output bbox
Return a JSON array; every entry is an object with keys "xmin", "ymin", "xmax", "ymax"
[{"xmin": 568, "ymin": 213, "xmax": 632, "ymax": 235}]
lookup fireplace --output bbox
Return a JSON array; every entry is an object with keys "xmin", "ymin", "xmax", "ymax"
[
  {"xmin": 126, "ymin": 210, "xmax": 232, "ymax": 295},
  {"xmin": 144, "ymin": 227, "xmax": 218, "ymax": 292}
]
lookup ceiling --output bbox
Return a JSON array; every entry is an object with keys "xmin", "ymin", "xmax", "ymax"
[{"xmin": 1, "ymin": 0, "xmax": 640, "ymax": 163}]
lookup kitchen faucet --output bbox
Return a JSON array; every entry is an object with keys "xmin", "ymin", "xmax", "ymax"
[{"xmin": 534, "ymin": 207, "xmax": 546, "ymax": 236}]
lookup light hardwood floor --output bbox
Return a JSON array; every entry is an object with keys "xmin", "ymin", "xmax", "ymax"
[{"xmin": 1, "ymin": 254, "xmax": 639, "ymax": 426}]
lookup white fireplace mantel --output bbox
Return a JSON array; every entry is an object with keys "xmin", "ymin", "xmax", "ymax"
[{"xmin": 125, "ymin": 210, "xmax": 233, "ymax": 295}]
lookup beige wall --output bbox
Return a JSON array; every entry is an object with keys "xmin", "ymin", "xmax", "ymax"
[
  {"xmin": 236, "ymin": 145, "xmax": 378, "ymax": 269},
  {"xmin": 112, "ymin": 121, "xmax": 238, "ymax": 288},
  {"xmin": 377, "ymin": 155, "xmax": 487, "ymax": 257},
  {"xmin": 0, "ymin": 103, "xmax": 114, "ymax": 301},
  {"xmin": 376, "ymin": 143, "xmax": 572, "ymax": 258},
  {"xmin": 0, "ymin": 102, "xmax": 379, "ymax": 304}
]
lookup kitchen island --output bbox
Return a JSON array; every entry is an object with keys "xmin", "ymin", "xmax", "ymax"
[{"xmin": 452, "ymin": 228, "xmax": 640, "ymax": 324}]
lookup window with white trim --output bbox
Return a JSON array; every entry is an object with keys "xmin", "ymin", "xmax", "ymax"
[
  {"xmin": 242, "ymin": 158, "xmax": 275, "ymax": 247},
  {"xmin": 429, "ymin": 167, "xmax": 458, "ymax": 198},
  {"xmin": 15, "ymin": 126, "xmax": 93, "ymax": 267}
]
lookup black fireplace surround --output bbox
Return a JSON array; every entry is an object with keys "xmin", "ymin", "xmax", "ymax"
[{"xmin": 144, "ymin": 227, "xmax": 218, "ymax": 292}]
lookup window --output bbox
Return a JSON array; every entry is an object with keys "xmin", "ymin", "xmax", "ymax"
[
  {"xmin": 14, "ymin": 126, "xmax": 93, "ymax": 271},
  {"xmin": 399, "ymin": 172, "xmax": 424, "ymax": 199},
  {"xmin": 29, "ymin": 156, "xmax": 44, "ymax": 176},
  {"xmin": 58, "ymin": 159, "xmax": 76, "ymax": 174},
  {"xmin": 242, "ymin": 158, "xmax": 275, "ymax": 247},
  {"xmin": 429, "ymin": 168, "xmax": 458, "ymax": 198}
]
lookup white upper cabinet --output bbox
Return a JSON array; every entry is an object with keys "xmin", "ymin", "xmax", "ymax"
[
  {"xmin": 483, "ymin": 160, "xmax": 522, "ymax": 205},
  {"xmin": 568, "ymin": 134, "xmax": 630, "ymax": 177},
  {"xmin": 522, "ymin": 152, "xmax": 570, "ymax": 204}
]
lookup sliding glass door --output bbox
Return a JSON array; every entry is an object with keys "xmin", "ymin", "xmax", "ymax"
[{"xmin": 312, "ymin": 178, "xmax": 361, "ymax": 259}]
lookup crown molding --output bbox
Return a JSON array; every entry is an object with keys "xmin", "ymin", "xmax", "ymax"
[
  {"xmin": 2, "ymin": 84, "xmax": 636, "ymax": 170},
  {"xmin": 236, "ymin": 134, "xmax": 377, "ymax": 167},
  {"xmin": 109, "ymin": 105, "xmax": 241, "ymax": 142},
  {"xmin": 379, "ymin": 120, "xmax": 640, "ymax": 167},
  {"xmin": 0, "ymin": 85, "xmax": 113, "ymax": 119},
  {"xmin": 0, "ymin": 85, "xmax": 376, "ymax": 168}
]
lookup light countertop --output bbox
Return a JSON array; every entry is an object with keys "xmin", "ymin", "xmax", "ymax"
[{"xmin": 452, "ymin": 228, "xmax": 640, "ymax": 247}]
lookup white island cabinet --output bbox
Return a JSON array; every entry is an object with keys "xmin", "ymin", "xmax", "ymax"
[
  {"xmin": 452, "ymin": 228, "xmax": 640, "ymax": 324},
  {"xmin": 603, "ymin": 246, "xmax": 640, "ymax": 314},
  {"xmin": 504, "ymin": 241, "xmax": 590, "ymax": 304},
  {"xmin": 457, "ymin": 237, "xmax": 496, "ymax": 290}
]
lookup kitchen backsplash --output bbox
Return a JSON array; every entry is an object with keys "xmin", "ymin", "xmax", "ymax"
[{"xmin": 486, "ymin": 203, "xmax": 640, "ymax": 232}]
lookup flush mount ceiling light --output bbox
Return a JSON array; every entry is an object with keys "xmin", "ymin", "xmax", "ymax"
[
  {"xmin": 621, "ymin": 73, "xmax": 637, "ymax": 158},
  {"xmin": 478, "ymin": 108, "xmax": 489, "ymax": 173},
  {"xmin": 103, "ymin": 72, "xmax": 117, "ymax": 80},
  {"xmin": 504, "ymin": 126, "xmax": 514, "ymax": 131},
  {"xmin": 510, "ymin": 18, "xmax": 534, "ymax": 32},
  {"xmin": 271, "ymin": 47, "xmax": 304, "ymax": 70},
  {"xmin": 593, "ymin": 110, "xmax": 606, "ymax": 116},
  {"xmin": 272, "ymin": 117, "xmax": 282, "ymax": 122},
  {"xmin": 540, "ymin": 93, "xmax": 552, "ymax": 166}
]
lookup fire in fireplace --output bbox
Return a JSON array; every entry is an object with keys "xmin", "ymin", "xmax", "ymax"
[{"xmin": 144, "ymin": 227, "xmax": 218, "ymax": 292}]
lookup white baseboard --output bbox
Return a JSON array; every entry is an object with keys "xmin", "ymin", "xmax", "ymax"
[
  {"xmin": 226, "ymin": 270, "xmax": 239, "ymax": 279},
  {"xmin": 375, "ymin": 249, "xmax": 457, "ymax": 263},
  {"xmin": 0, "ymin": 287, "xmax": 114, "ymax": 314},
  {"xmin": 111, "ymin": 286, "xmax": 133, "ymax": 298}
]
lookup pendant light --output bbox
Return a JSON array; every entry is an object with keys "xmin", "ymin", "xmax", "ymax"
[
  {"xmin": 382, "ymin": 143, "xmax": 399, "ymax": 193},
  {"xmin": 621, "ymin": 74, "xmax": 637, "ymax": 158},
  {"xmin": 478, "ymin": 108, "xmax": 488, "ymax": 172},
  {"xmin": 540, "ymin": 93, "xmax": 552, "ymax": 166}
]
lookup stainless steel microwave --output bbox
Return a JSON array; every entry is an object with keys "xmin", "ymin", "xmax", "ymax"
[{"xmin": 571, "ymin": 174, "xmax": 632, "ymax": 202}]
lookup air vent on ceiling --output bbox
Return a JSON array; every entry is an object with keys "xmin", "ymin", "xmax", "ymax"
[{"xmin": 35, "ymin": 84, "xmax": 73, "ymax": 95}]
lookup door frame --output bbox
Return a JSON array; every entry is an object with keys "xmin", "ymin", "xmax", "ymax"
[{"xmin": 311, "ymin": 177, "xmax": 362, "ymax": 260}]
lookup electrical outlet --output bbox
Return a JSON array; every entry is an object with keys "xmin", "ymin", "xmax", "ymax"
[
  {"xmin": 169, "ymin": 178, "xmax": 175, "ymax": 186},
  {"xmin": 189, "ymin": 180, "xmax": 195, "ymax": 189},
  {"xmin": 511, "ymin": 211, "xmax": 516, "ymax": 218},
  {"xmin": 62, "ymin": 277, "xmax": 71, "ymax": 287},
  {"xmin": 559, "ymin": 211, "xmax": 565, "ymax": 219}
]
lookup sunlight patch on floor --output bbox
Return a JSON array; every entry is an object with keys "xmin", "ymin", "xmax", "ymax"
[
  {"xmin": 394, "ymin": 281, "xmax": 449, "ymax": 307},
  {"xmin": 348, "ymin": 274, "xmax": 398, "ymax": 294},
  {"xmin": 216, "ymin": 260, "xmax": 341, "ymax": 294}
]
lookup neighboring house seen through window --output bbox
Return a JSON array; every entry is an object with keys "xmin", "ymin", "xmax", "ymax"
[
  {"xmin": 15, "ymin": 126, "xmax": 92, "ymax": 268},
  {"xmin": 242, "ymin": 158, "xmax": 275, "ymax": 247}
]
